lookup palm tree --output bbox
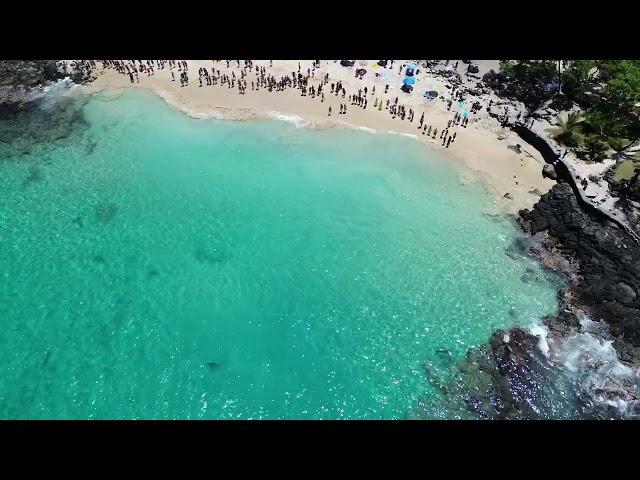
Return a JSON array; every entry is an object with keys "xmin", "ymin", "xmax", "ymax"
[
  {"xmin": 582, "ymin": 111, "xmax": 631, "ymax": 162},
  {"xmin": 549, "ymin": 111, "xmax": 585, "ymax": 147},
  {"xmin": 583, "ymin": 133, "xmax": 610, "ymax": 162},
  {"xmin": 609, "ymin": 138, "xmax": 640, "ymax": 161}
]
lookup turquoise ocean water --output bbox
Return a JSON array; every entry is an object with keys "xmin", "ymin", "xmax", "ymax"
[{"xmin": 0, "ymin": 88, "xmax": 560, "ymax": 419}]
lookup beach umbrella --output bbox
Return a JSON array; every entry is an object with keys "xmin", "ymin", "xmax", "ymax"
[
  {"xmin": 403, "ymin": 76, "xmax": 416, "ymax": 86},
  {"xmin": 407, "ymin": 63, "xmax": 418, "ymax": 71}
]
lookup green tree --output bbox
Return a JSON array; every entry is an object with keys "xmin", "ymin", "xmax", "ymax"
[
  {"xmin": 550, "ymin": 112, "xmax": 585, "ymax": 147},
  {"xmin": 582, "ymin": 133, "xmax": 610, "ymax": 162},
  {"xmin": 561, "ymin": 60, "xmax": 597, "ymax": 102}
]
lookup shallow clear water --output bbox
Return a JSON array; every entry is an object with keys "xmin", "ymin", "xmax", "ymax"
[{"xmin": 0, "ymin": 89, "xmax": 560, "ymax": 419}]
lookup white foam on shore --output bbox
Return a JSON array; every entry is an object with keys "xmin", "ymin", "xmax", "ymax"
[
  {"xmin": 561, "ymin": 324, "xmax": 631, "ymax": 376},
  {"xmin": 530, "ymin": 322, "xmax": 550, "ymax": 357},
  {"xmin": 32, "ymin": 77, "xmax": 76, "ymax": 109},
  {"xmin": 333, "ymin": 120, "xmax": 424, "ymax": 142},
  {"xmin": 528, "ymin": 315, "xmax": 639, "ymax": 416},
  {"xmin": 266, "ymin": 111, "xmax": 309, "ymax": 128},
  {"xmin": 153, "ymin": 89, "xmax": 231, "ymax": 121},
  {"xmin": 353, "ymin": 125, "xmax": 377, "ymax": 134},
  {"xmin": 563, "ymin": 317, "xmax": 637, "ymax": 415}
]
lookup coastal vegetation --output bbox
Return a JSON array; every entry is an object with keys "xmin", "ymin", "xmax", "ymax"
[
  {"xmin": 498, "ymin": 60, "xmax": 640, "ymax": 150},
  {"xmin": 495, "ymin": 60, "xmax": 640, "ymax": 197}
]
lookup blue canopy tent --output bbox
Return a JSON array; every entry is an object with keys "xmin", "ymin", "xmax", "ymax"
[
  {"xmin": 403, "ymin": 76, "xmax": 416, "ymax": 86},
  {"xmin": 405, "ymin": 63, "xmax": 418, "ymax": 76}
]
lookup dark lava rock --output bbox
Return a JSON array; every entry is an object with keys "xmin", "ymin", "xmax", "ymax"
[
  {"xmin": 614, "ymin": 282, "xmax": 637, "ymax": 305},
  {"xmin": 0, "ymin": 60, "xmax": 94, "ymax": 110},
  {"xmin": 446, "ymin": 182, "xmax": 640, "ymax": 419},
  {"xmin": 542, "ymin": 163, "xmax": 558, "ymax": 180},
  {"xmin": 521, "ymin": 183, "xmax": 640, "ymax": 355},
  {"xmin": 0, "ymin": 61, "xmax": 66, "ymax": 89},
  {"xmin": 451, "ymin": 328, "xmax": 581, "ymax": 419},
  {"xmin": 520, "ymin": 267, "xmax": 541, "ymax": 284}
]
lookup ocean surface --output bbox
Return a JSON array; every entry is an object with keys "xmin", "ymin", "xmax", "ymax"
[{"xmin": 0, "ymin": 87, "xmax": 561, "ymax": 419}]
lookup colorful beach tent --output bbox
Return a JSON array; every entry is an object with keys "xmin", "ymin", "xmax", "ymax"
[{"xmin": 405, "ymin": 63, "xmax": 418, "ymax": 75}]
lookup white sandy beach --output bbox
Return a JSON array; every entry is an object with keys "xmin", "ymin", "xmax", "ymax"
[{"xmin": 83, "ymin": 60, "xmax": 556, "ymax": 213}]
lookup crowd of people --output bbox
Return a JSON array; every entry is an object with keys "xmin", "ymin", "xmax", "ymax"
[{"xmin": 92, "ymin": 59, "xmax": 493, "ymax": 152}]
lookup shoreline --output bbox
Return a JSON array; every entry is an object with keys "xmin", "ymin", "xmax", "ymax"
[
  {"xmin": 4, "ymin": 59, "xmax": 639, "ymax": 418},
  {"xmin": 81, "ymin": 60, "xmax": 556, "ymax": 214}
]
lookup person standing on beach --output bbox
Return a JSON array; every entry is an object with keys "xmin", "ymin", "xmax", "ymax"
[{"xmin": 328, "ymin": 106, "xmax": 332, "ymax": 116}]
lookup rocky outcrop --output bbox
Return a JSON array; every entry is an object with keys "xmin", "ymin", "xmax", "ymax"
[
  {"xmin": 0, "ymin": 60, "xmax": 94, "ymax": 111},
  {"xmin": 510, "ymin": 122, "xmax": 640, "ymax": 246},
  {"xmin": 454, "ymin": 327, "xmax": 556, "ymax": 419},
  {"xmin": 520, "ymin": 182, "xmax": 640, "ymax": 351},
  {"xmin": 0, "ymin": 61, "xmax": 94, "ymax": 160},
  {"xmin": 0, "ymin": 61, "xmax": 65, "ymax": 88},
  {"xmin": 445, "ymin": 182, "xmax": 640, "ymax": 419},
  {"xmin": 542, "ymin": 163, "xmax": 557, "ymax": 180}
]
